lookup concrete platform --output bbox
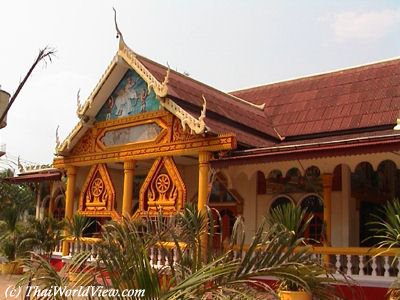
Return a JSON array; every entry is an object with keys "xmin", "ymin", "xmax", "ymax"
[{"xmin": 0, "ymin": 274, "xmax": 22, "ymax": 299}]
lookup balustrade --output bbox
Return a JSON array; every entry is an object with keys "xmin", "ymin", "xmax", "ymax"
[{"xmin": 55, "ymin": 239, "xmax": 399, "ymax": 286}]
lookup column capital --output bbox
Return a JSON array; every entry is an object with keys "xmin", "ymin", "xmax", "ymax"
[
  {"xmin": 66, "ymin": 166, "xmax": 77, "ymax": 176},
  {"xmin": 199, "ymin": 152, "xmax": 212, "ymax": 164},
  {"xmin": 124, "ymin": 160, "xmax": 136, "ymax": 171}
]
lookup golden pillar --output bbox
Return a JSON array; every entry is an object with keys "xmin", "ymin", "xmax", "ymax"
[
  {"xmin": 197, "ymin": 152, "xmax": 211, "ymax": 212},
  {"xmin": 322, "ymin": 173, "xmax": 333, "ymax": 246},
  {"xmin": 63, "ymin": 166, "xmax": 77, "ymax": 256},
  {"xmin": 122, "ymin": 160, "xmax": 135, "ymax": 217},
  {"xmin": 198, "ymin": 152, "xmax": 211, "ymax": 261}
]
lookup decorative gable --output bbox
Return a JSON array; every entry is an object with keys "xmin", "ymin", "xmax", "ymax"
[
  {"xmin": 137, "ymin": 157, "xmax": 186, "ymax": 216},
  {"xmin": 96, "ymin": 69, "xmax": 160, "ymax": 121},
  {"xmin": 79, "ymin": 163, "xmax": 117, "ymax": 218}
]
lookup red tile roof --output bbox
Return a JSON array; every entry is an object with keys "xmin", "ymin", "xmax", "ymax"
[
  {"xmin": 4, "ymin": 171, "xmax": 62, "ymax": 184},
  {"xmin": 136, "ymin": 55, "xmax": 281, "ymax": 146},
  {"xmin": 231, "ymin": 58, "xmax": 400, "ymax": 139}
]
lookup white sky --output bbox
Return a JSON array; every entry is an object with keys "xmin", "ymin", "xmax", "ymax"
[{"xmin": 1, "ymin": 0, "xmax": 400, "ymax": 165}]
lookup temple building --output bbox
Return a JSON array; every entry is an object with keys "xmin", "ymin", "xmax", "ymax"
[{"xmin": 52, "ymin": 35, "xmax": 400, "ymax": 295}]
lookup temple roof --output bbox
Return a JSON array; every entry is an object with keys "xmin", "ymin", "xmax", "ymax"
[
  {"xmin": 231, "ymin": 57, "xmax": 400, "ymax": 139},
  {"xmin": 55, "ymin": 36, "xmax": 400, "ymax": 159},
  {"xmin": 56, "ymin": 40, "xmax": 281, "ymax": 155},
  {"xmin": 4, "ymin": 168, "xmax": 62, "ymax": 184},
  {"xmin": 135, "ymin": 54, "xmax": 281, "ymax": 146}
]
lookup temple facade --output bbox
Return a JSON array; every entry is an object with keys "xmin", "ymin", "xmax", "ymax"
[{"xmin": 52, "ymin": 37, "xmax": 400, "ymax": 295}]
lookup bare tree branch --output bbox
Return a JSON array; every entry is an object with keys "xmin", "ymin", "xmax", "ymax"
[{"xmin": 0, "ymin": 47, "xmax": 56, "ymax": 124}]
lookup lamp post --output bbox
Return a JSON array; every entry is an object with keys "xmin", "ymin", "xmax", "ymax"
[{"xmin": 0, "ymin": 88, "xmax": 10, "ymax": 129}]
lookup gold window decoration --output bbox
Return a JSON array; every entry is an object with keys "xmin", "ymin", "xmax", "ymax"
[
  {"xmin": 100, "ymin": 123, "xmax": 162, "ymax": 147},
  {"xmin": 137, "ymin": 157, "xmax": 186, "ymax": 216},
  {"xmin": 79, "ymin": 164, "xmax": 116, "ymax": 217}
]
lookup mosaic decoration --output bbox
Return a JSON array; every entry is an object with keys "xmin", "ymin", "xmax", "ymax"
[
  {"xmin": 101, "ymin": 123, "xmax": 162, "ymax": 147},
  {"xmin": 79, "ymin": 164, "xmax": 116, "ymax": 217},
  {"xmin": 137, "ymin": 157, "xmax": 186, "ymax": 216},
  {"xmin": 96, "ymin": 69, "xmax": 159, "ymax": 121}
]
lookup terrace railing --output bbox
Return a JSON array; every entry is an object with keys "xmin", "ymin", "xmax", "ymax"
[
  {"xmin": 231, "ymin": 245, "xmax": 399, "ymax": 287},
  {"xmin": 61, "ymin": 237, "xmax": 102, "ymax": 261},
  {"xmin": 57, "ymin": 238, "xmax": 399, "ymax": 287}
]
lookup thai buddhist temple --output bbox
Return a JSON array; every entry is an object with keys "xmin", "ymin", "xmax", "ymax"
[{"xmin": 51, "ymin": 33, "xmax": 400, "ymax": 297}]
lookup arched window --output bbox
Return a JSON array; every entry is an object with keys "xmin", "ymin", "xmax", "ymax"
[
  {"xmin": 270, "ymin": 196, "xmax": 292, "ymax": 212},
  {"xmin": 257, "ymin": 171, "xmax": 266, "ymax": 195},
  {"xmin": 304, "ymin": 166, "xmax": 322, "ymax": 193},
  {"xmin": 209, "ymin": 174, "xmax": 243, "ymax": 249},
  {"xmin": 53, "ymin": 195, "xmax": 65, "ymax": 221},
  {"xmin": 209, "ymin": 174, "xmax": 236, "ymax": 203},
  {"xmin": 300, "ymin": 195, "xmax": 324, "ymax": 243},
  {"xmin": 266, "ymin": 170, "xmax": 284, "ymax": 194}
]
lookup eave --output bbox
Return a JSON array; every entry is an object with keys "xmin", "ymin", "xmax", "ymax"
[{"xmin": 211, "ymin": 132, "xmax": 400, "ymax": 168}]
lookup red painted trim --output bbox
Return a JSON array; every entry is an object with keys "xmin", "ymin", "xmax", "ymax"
[{"xmin": 212, "ymin": 137, "xmax": 400, "ymax": 167}]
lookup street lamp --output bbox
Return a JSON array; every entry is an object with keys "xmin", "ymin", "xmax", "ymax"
[{"xmin": 0, "ymin": 88, "xmax": 10, "ymax": 129}]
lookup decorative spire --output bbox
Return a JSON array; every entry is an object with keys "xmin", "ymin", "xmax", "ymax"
[
  {"xmin": 76, "ymin": 89, "xmax": 83, "ymax": 117},
  {"xmin": 113, "ymin": 7, "xmax": 125, "ymax": 50},
  {"xmin": 17, "ymin": 156, "xmax": 25, "ymax": 173},
  {"xmin": 199, "ymin": 95, "xmax": 207, "ymax": 123},
  {"xmin": 55, "ymin": 125, "xmax": 61, "ymax": 149}
]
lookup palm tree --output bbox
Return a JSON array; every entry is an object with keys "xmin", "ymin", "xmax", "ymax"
[
  {"xmin": 0, "ymin": 206, "xmax": 31, "ymax": 262},
  {"xmin": 26, "ymin": 216, "xmax": 65, "ymax": 261},
  {"xmin": 64, "ymin": 214, "xmax": 93, "ymax": 252},
  {"xmin": 19, "ymin": 203, "xmax": 346, "ymax": 299},
  {"xmin": 367, "ymin": 198, "xmax": 400, "ymax": 298}
]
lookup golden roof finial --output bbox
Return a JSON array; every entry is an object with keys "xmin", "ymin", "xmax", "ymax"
[
  {"xmin": 113, "ymin": 7, "xmax": 125, "ymax": 50},
  {"xmin": 76, "ymin": 88, "xmax": 83, "ymax": 117},
  {"xmin": 199, "ymin": 95, "xmax": 207, "ymax": 123},
  {"xmin": 163, "ymin": 63, "xmax": 170, "ymax": 86},
  {"xmin": 55, "ymin": 125, "xmax": 61, "ymax": 149}
]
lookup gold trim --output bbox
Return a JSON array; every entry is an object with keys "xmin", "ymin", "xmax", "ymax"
[
  {"xmin": 54, "ymin": 134, "xmax": 236, "ymax": 168},
  {"xmin": 96, "ymin": 119, "xmax": 168, "ymax": 151},
  {"xmin": 95, "ymin": 110, "xmax": 169, "ymax": 128},
  {"xmin": 118, "ymin": 45, "xmax": 169, "ymax": 97},
  {"xmin": 136, "ymin": 157, "xmax": 186, "ymax": 217},
  {"xmin": 78, "ymin": 163, "xmax": 118, "ymax": 218},
  {"xmin": 158, "ymin": 96, "xmax": 207, "ymax": 135}
]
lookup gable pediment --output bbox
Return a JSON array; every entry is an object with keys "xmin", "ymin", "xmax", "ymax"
[
  {"xmin": 55, "ymin": 40, "xmax": 209, "ymax": 156},
  {"xmin": 96, "ymin": 69, "xmax": 160, "ymax": 121}
]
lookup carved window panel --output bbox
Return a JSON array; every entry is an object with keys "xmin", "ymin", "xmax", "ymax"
[
  {"xmin": 137, "ymin": 157, "xmax": 186, "ymax": 217},
  {"xmin": 100, "ymin": 123, "xmax": 162, "ymax": 147},
  {"xmin": 79, "ymin": 164, "xmax": 117, "ymax": 218},
  {"xmin": 97, "ymin": 119, "xmax": 169, "ymax": 150}
]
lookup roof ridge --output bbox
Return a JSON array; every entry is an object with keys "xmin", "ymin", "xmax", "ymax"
[
  {"xmin": 231, "ymin": 56, "xmax": 400, "ymax": 94},
  {"xmin": 135, "ymin": 54, "xmax": 265, "ymax": 111}
]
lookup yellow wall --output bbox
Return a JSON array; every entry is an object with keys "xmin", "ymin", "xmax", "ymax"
[
  {"xmin": 75, "ymin": 166, "xmax": 91, "ymax": 214},
  {"xmin": 108, "ymin": 167, "xmax": 124, "ymax": 213}
]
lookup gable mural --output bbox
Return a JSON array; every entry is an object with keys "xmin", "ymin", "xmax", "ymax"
[{"xmin": 96, "ymin": 69, "xmax": 160, "ymax": 121}]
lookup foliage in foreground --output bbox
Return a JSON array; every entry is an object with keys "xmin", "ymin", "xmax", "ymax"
[
  {"xmin": 368, "ymin": 198, "xmax": 400, "ymax": 298},
  {"xmin": 19, "ymin": 203, "xmax": 349, "ymax": 299}
]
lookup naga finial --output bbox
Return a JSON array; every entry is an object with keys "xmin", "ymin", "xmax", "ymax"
[
  {"xmin": 17, "ymin": 156, "xmax": 25, "ymax": 173},
  {"xmin": 76, "ymin": 89, "xmax": 82, "ymax": 116},
  {"xmin": 55, "ymin": 125, "xmax": 60, "ymax": 149},
  {"xmin": 199, "ymin": 95, "xmax": 207, "ymax": 122},
  {"xmin": 162, "ymin": 64, "xmax": 170, "ymax": 86},
  {"xmin": 113, "ymin": 7, "xmax": 125, "ymax": 49}
]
